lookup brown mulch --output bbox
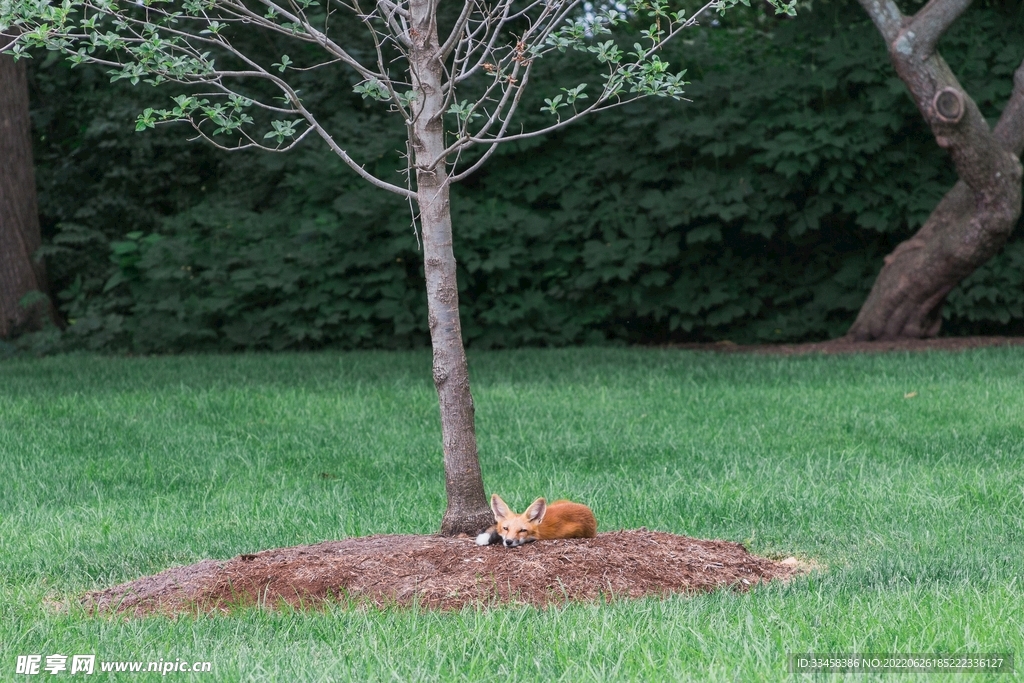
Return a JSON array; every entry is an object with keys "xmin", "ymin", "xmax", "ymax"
[
  {"xmin": 666, "ymin": 335, "xmax": 1024, "ymax": 356},
  {"xmin": 82, "ymin": 531, "xmax": 809, "ymax": 615}
]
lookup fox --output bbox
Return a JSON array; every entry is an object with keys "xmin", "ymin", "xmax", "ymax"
[{"xmin": 475, "ymin": 493, "xmax": 597, "ymax": 547}]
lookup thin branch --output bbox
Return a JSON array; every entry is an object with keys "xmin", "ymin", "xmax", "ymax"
[
  {"xmin": 286, "ymin": 58, "xmax": 345, "ymax": 72},
  {"xmin": 188, "ymin": 120, "xmax": 317, "ymax": 152},
  {"xmin": 238, "ymin": 0, "xmax": 383, "ymax": 80},
  {"xmin": 376, "ymin": 0, "xmax": 410, "ymax": 19},
  {"xmin": 438, "ymin": 0, "xmax": 475, "ymax": 60},
  {"xmin": 352, "ymin": 0, "xmax": 412, "ymax": 119},
  {"xmin": 506, "ymin": 0, "xmax": 557, "ymax": 22},
  {"xmin": 466, "ymin": 95, "xmax": 641, "ymax": 146},
  {"xmin": 518, "ymin": 0, "xmax": 581, "ymax": 46},
  {"xmin": 445, "ymin": 59, "xmax": 528, "ymax": 155},
  {"xmin": 373, "ymin": 0, "xmax": 412, "ymax": 47},
  {"xmin": 451, "ymin": 0, "xmax": 537, "ymax": 86},
  {"xmin": 452, "ymin": 18, "xmax": 507, "ymax": 86},
  {"xmin": 643, "ymin": 0, "xmax": 718, "ymax": 59},
  {"xmin": 193, "ymin": 62, "xmax": 415, "ymax": 198},
  {"xmin": 449, "ymin": 73, "xmax": 531, "ymax": 181},
  {"xmin": 445, "ymin": 0, "xmax": 716, "ymax": 169},
  {"xmin": 190, "ymin": 88, "xmax": 298, "ymax": 114},
  {"xmin": 441, "ymin": 47, "xmax": 527, "ymax": 143},
  {"xmin": 308, "ymin": 120, "xmax": 417, "ymax": 198}
]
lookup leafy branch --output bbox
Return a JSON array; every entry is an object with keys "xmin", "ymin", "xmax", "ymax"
[{"xmin": 1, "ymin": 0, "xmax": 795, "ymax": 192}]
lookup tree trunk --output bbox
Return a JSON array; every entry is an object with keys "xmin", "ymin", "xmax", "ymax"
[
  {"xmin": 407, "ymin": 1, "xmax": 492, "ymax": 536},
  {"xmin": 0, "ymin": 50, "xmax": 57, "ymax": 338},
  {"xmin": 846, "ymin": 0, "xmax": 1024, "ymax": 341}
]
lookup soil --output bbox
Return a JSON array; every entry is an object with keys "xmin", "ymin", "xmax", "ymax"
[
  {"xmin": 82, "ymin": 531, "xmax": 808, "ymax": 616},
  {"xmin": 665, "ymin": 335, "xmax": 1024, "ymax": 355}
]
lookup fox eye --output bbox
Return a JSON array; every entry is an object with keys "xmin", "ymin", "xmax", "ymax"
[{"xmin": 502, "ymin": 526, "xmax": 508, "ymax": 531}]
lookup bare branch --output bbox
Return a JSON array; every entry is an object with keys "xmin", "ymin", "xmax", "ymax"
[
  {"xmin": 454, "ymin": 57, "xmax": 532, "ymax": 148},
  {"xmin": 994, "ymin": 57, "xmax": 1024, "ymax": 157},
  {"xmin": 285, "ymin": 58, "xmax": 345, "ymax": 72},
  {"xmin": 449, "ymin": 77, "xmax": 531, "ymax": 181},
  {"xmin": 438, "ymin": 0, "xmax": 475, "ymax": 60},
  {"xmin": 451, "ymin": 14, "xmax": 509, "ymax": 85},
  {"xmin": 907, "ymin": 0, "xmax": 972, "ymax": 59},
  {"xmin": 372, "ymin": 0, "xmax": 412, "ymax": 47},
  {"xmin": 326, "ymin": 0, "xmax": 360, "ymax": 12},
  {"xmin": 892, "ymin": 0, "xmax": 970, "ymax": 60},
  {"xmin": 451, "ymin": 0, "xmax": 563, "ymax": 87},
  {"xmin": 506, "ymin": 0, "xmax": 556, "ymax": 22},
  {"xmin": 309, "ymin": 123, "xmax": 417, "ymax": 198},
  {"xmin": 436, "ymin": 64, "xmax": 527, "ymax": 166},
  {"xmin": 376, "ymin": 0, "xmax": 409, "ymax": 19},
  {"xmin": 856, "ymin": 0, "xmax": 904, "ymax": 43},
  {"xmin": 525, "ymin": 2, "xmax": 578, "ymax": 43}
]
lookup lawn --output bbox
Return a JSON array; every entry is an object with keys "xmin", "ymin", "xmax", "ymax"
[{"xmin": 1, "ymin": 348, "xmax": 1021, "ymax": 681}]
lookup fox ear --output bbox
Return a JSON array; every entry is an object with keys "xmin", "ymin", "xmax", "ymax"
[
  {"xmin": 491, "ymin": 494, "xmax": 511, "ymax": 520},
  {"xmin": 524, "ymin": 497, "xmax": 547, "ymax": 523}
]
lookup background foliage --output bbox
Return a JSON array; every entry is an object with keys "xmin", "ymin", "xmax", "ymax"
[{"xmin": 24, "ymin": 0, "xmax": 1024, "ymax": 352}]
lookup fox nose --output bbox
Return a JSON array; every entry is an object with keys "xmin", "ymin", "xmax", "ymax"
[{"xmin": 503, "ymin": 539, "xmax": 514, "ymax": 547}]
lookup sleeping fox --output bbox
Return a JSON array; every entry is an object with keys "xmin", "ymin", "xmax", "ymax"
[{"xmin": 475, "ymin": 493, "xmax": 597, "ymax": 547}]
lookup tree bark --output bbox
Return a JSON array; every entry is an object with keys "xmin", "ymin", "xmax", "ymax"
[
  {"xmin": 407, "ymin": 0, "xmax": 492, "ymax": 536},
  {"xmin": 0, "ymin": 49, "xmax": 57, "ymax": 338},
  {"xmin": 846, "ymin": 0, "xmax": 1024, "ymax": 340}
]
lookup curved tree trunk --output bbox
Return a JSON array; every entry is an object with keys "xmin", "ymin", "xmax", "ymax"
[
  {"xmin": 0, "ymin": 49, "xmax": 57, "ymax": 338},
  {"xmin": 846, "ymin": 0, "xmax": 1024, "ymax": 341},
  {"xmin": 408, "ymin": 0, "xmax": 492, "ymax": 536}
]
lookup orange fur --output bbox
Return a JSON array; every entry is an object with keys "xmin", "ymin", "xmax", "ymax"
[{"xmin": 476, "ymin": 494, "xmax": 597, "ymax": 547}]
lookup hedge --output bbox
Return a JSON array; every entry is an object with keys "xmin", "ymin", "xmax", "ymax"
[{"xmin": 22, "ymin": 1, "xmax": 1024, "ymax": 352}]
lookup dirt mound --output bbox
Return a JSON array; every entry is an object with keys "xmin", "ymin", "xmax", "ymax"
[
  {"xmin": 83, "ymin": 531, "xmax": 808, "ymax": 615},
  {"xmin": 668, "ymin": 335, "xmax": 1024, "ymax": 355}
]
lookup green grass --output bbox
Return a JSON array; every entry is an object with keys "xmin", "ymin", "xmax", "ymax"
[{"xmin": 1, "ymin": 348, "xmax": 1022, "ymax": 681}]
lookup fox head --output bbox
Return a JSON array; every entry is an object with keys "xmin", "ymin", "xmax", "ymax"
[{"xmin": 491, "ymin": 494, "xmax": 546, "ymax": 547}]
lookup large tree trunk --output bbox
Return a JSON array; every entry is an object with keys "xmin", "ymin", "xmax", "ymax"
[
  {"xmin": 407, "ymin": 0, "xmax": 492, "ymax": 536},
  {"xmin": 846, "ymin": 0, "xmax": 1024, "ymax": 341},
  {"xmin": 0, "ymin": 50, "xmax": 57, "ymax": 338}
]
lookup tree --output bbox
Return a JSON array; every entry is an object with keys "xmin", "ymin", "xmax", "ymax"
[
  {"xmin": 0, "ymin": 40, "xmax": 56, "ymax": 339},
  {"xmin": 3, "ymin": 0, "xmax": 794, "ymax": 532},
  {"xmin": 845, "ymin": 0, "xmax": 1024, "ymax": 340}
]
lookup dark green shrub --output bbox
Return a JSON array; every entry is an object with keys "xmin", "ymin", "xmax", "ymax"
[{"xmin": 26, "ymin": 2, "xmax": 1024, "ymax": 351}]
